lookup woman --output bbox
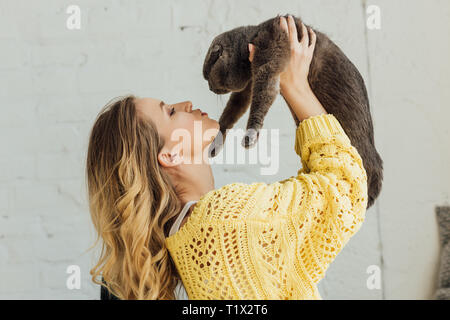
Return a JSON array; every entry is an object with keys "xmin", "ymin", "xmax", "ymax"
[{"xmin": 87, "ymin": 15, "xmax": 368, "ymax": 300}]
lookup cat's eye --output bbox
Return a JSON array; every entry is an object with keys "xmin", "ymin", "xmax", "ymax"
[
  {"xmin": 210, "ymin": 44, "xmax": 222, "ymax": 63},
  {"xmin": 212, "ymin": 44, "xmax": 221, "ymax": 53},
  {"xmin": 170, "ymin": 106, "xmax": 175, "ymax": 116}
]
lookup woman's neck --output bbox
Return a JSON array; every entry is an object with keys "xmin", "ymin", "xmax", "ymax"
[
  {"xmin": 173, "ymin": 162, "xmax": 214, "ymax": 230},
  {"xmin": 167, "ymin": 161, "xmax": 215, "ymax": 207}
]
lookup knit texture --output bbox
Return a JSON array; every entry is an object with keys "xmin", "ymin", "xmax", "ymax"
[{"xmin": 165, "ymin": 113, "xmax": 368, "ymax": 299}]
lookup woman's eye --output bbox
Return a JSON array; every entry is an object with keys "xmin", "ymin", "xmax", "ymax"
[{"xmin": 170, "ymin": 107, "xmax": 175, "ymax": 116}]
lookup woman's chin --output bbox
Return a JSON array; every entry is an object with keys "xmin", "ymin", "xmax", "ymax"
[{"xmin": 206, "ymin": 120, "xmax": 220, "ymax": 134}]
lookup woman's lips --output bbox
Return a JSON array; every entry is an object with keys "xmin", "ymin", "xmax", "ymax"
[{"xmin": 197, "ymin": 107, "xmax": 208, "ymax": 116}]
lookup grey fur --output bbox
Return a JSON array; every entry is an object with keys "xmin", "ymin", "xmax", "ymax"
[
  {"xmin": 435, "ymin": 206, "xmax": 450, "ymax": 300},
  {"xmin": 202, "ymin": 14, "xmax": 383, "ymax": 209}
]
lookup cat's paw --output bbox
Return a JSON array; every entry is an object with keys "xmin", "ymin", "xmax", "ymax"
[
  {"xmin": 242, "ymin": 128, "xmax": 260, "ymax": 149},
  {"xmin": 208, "ymin": 139, "xmax": 224, "ymax": 157},
  {"xmin": 208, "ymin": 131, "xmax": 226, "ymax": 157}
]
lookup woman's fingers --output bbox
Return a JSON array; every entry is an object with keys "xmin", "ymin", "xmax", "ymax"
[
  {"xmin": 248, "ymin": 43, "xmax": 255, "ymax": 62},
  {"xmin": 280, "ymin": 16, "xmax": 289, "ymax": 35},
  {"xmin": 300, "ymin": 22, "xmax": 309, "ymax": 48},
  {"xmin": 287, "ymin": 15, "xmax": 298, "ymax": 45},
  {"xmin": 309, "ymin": 28, "xmax": 317, "ymax": 53}
]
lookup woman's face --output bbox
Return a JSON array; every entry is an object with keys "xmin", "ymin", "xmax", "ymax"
[{"xmin": 135, "ymin": 97, "xmax": 220, "ymax": 166}]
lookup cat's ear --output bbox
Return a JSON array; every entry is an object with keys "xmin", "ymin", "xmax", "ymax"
[{"xmin": 248, "ymin": 43, "xmax": 255, "ymax": 62}]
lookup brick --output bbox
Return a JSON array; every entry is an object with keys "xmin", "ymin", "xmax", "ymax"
[
  {"xmin": 13, "ymin": 183, "xmax": 78, "ymax": 211},
  {"xmin": 0, "ymin": 264, "xmax": 39, "ymax": 294},
  {"xmin": 0, "ymin": 39, "xmax": 29, "ymax": 69},
  {"xmin": 37, "ymin": 153, "xmax": 84, "ymax": 180},
  {"xmin": 0, "ymin": 156, "xmax": 35, "ymax": 181}
]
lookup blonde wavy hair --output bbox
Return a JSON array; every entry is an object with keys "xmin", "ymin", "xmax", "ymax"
[{"xmin": 86, "ymin": 95, "xmax": 182, "ymax": 300}]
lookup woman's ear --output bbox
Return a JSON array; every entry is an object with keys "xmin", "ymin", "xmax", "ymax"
[{"xmin": 158, "ymin": 148, "xmax": 183, "ymax": 168}]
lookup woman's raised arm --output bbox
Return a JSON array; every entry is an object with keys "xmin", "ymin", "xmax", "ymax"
[{"xmin": 249, "ymin": 15, "xmax": 328, "ymax": 122}]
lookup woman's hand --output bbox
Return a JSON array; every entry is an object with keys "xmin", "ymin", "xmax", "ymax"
[
  {"xmin": 248, "ymin": 15, "xmax": 326, "ymax": 122},
  {"xmin": 248, "ymin": 15, "xmax": 316, "ymax": 95},
  {"xmin": 278, "ymin": 15, "xmax": 327, "ymax": 121},
  {"xmin": 278, "ymin": 15, "xmax": 316, "ymax": 96}
]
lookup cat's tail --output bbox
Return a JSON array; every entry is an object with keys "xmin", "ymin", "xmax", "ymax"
[{"xmin": 366, "ymin": 149, "xmax": 384, "ymax": 209}]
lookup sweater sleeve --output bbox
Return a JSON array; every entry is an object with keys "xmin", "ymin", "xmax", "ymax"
[
  {"xmin": 164, "ymin": 113, "xmax": 368, "ymax": 299},
  {"xmin": 284, "ymin": 113, "xmax": 368, "ymax": 283}
]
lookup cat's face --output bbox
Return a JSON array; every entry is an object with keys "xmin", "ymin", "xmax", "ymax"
[{"xmin": 202, "ymin": 31, "xmax": 252, "ymax": 95}]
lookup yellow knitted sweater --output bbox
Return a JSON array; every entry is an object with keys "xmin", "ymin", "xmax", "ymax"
[{"xmin": 165, "ymin": 113, "xmax": 368, "ymax": 299}]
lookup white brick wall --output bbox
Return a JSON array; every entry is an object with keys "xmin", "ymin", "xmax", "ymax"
[{"xmin": 0, "ymin": 0, "xmax": 448, "ymax": 299}]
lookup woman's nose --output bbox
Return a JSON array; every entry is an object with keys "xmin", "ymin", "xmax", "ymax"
[
  {"xmin": 185, "ymin": 101, "xmax": 193, "ymax": 112},
  {"xmin": 173, "ymin": 101, "xmax": 193, "ymax": 112}
]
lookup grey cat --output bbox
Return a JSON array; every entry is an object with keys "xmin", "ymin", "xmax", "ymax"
[{"xmin": 202, "ymin": 14, "xmax": 383, "ymax": 209}]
